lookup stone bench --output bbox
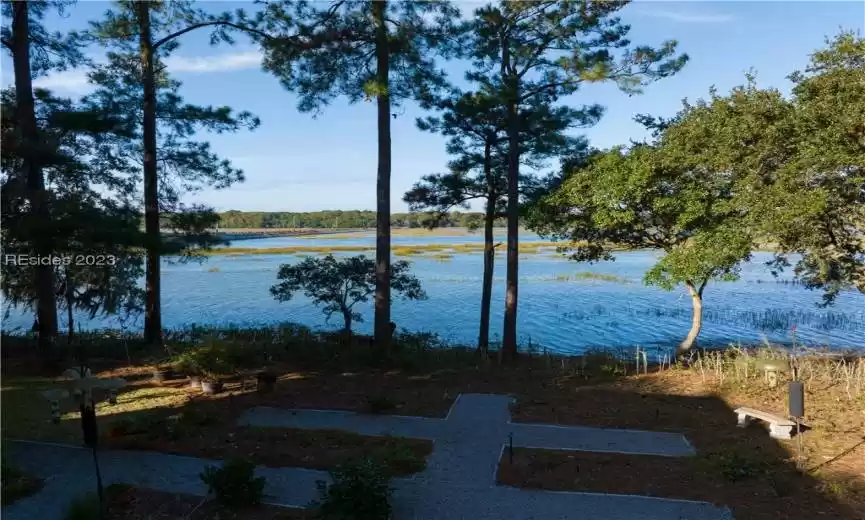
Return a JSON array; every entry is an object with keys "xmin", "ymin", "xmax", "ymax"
[{"xmin": 735, "ymin": 406, "xmax": 796, "ymax": 439}]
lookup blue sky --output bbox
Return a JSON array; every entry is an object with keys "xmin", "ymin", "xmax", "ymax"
[{"xmin": 3, "ymin": 1, "xmax": 863, "ymax": 212}]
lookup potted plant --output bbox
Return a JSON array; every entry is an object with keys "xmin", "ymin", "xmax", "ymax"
[
  {"xmin": 173, "ymin": 351, "xmax": 205, "ymax": 390},
  {"xmin": 256, "ymin": 370, "xmax": 278, "ymax": 393},
  {"xmin": 200, "ymin": 371, "xmax": 224, "ymax": 395},
  {"xmin": 187, "ymin": 374, "xmax": 203, "ymax": 390},
  {"xmin": 148, "ymin": 358, "xmax": 173, "ymax": 383}
]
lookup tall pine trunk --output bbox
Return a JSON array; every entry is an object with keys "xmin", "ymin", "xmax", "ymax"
[
  {"xmin": 678, "ymin": 280, "xmax": 704, "ymax": 355},
  {"xmin": 65, "ymin": 266, "xmax": 74, "ymax": 344},
  {"xmin": 138, "ymin": 2, "xmax": 162, "ymax": 346},
  {"xmin": 478, "ymin": 141, "xmax": 495, "ymax": 356},
  {"xmin": 11, "ymin": 1, "xmax": 58, "ymax": 352},
  {"xmin": 372, "ymin": 0, "xmax": 392, "ymax": 359},
  {"xmin": 501, "ymin": 35, "xmax": 519, "ymax": 362}
]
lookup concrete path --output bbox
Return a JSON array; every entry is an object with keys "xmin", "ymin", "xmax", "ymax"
[
  {"xmin": 4, "ymin": 394, "xmax": 733, "ymax": 519},
  {"xmin": 2, "ymin": 441, "xmax": 324, "ymax": 520}
]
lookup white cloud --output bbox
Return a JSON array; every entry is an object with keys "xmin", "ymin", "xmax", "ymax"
[
  {"xmin": 638, "ymin": 9, "xmax": 734, "ymax": 24},
  {"xmin": 164, "ymin": 50, "xmax": 263, "ymax": 73},
  {"xmin": 25, "ymin": 50, "xmax": 263, "ymax": 94},
  {"xmin": 33, "ymin": 69, "xmax": 91, "ymax": 93}
]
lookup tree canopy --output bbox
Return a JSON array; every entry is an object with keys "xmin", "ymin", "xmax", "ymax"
[
  {"xmin": 656, "ymin": 32, "xmax": 865, "ymax": 304},
  {"xmin": 270, "ymin": 254, "xmax": 426, "ymax": 333}
]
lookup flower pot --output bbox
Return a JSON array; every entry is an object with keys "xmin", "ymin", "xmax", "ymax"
[
  {"xmin": 187, "ymin": 376, "xmax": 202, "ymax": 390},
  {"xmin": 201, "ymin": 380, "xmax": 223, "ymax": 395},
  {"xmin": 256, "ymin": 372, "xmax": 277, "ymax": 393}
]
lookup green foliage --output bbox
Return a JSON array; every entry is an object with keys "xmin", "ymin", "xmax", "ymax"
[
  {"xmin": 655, "ymin": 31, "xmax": 865, "ymax": 304},
  {"xmin": 468, "ymin": 2, "xmax": 688, "ymax": 100},
  {"xmin": 215, "ymin": 210, "xmax": 500, "ymax": 229},
  {"xmin": 0, "ymin": 87, "xmax": 146, "ymax": 333},
  {"xmin": 86, "ymin": 1, "xmax": 260, "ymax": 257},
  {"xmin": 531, "ymin": 144, "xmax": 752, "ymax": 288},
  {"xmin": 405, "ymin": 88, "xmax": 589, "ymax": 224},
  {"xmin": 713, "ymin": 452, "xmax": 762, "ymax": 483},
  {"xmin": 63, "ymin": 484, "xmax": 133, "ymax": 520},
  {"xmin": 200, "ymin": 458, "xmax": 266, "ymax": 509},
  {"xmin": 0, "ymin": 1, "xmax": 86, "ymax": 78},
  {"xmin": 464, "ymin": 0, "xmax": 688, "ymax": 355},
  {"xmin": 374, "ymin": 437, "xmax": 427, "ymax": 475},
  {"xmin": 270, "ymin": 255, "xmax": 427, "ymax": 332},
  {"xmin": 64, "ymin": 493, "xmax": 103, "ymax": 520},
  {"xmin": 315, "ymin": 457, "xmax": 393, "ymax": 520},
  {"xmin": 172, "ymin": 339, "xmax": 249, "ymax": 378},
  {"xmin": 255, "ymin": 1, "xmax": 462, "ymax": 112}
]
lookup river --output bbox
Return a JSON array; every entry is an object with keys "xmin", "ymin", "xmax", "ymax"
[{"xmin": 2, "ymin": 230, "xmax": 863, "ymax": 353}]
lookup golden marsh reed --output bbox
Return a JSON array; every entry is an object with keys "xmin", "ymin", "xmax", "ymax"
[{"xmin": 206, "ymin": 241, "xmax": 569, "ymax": 257}]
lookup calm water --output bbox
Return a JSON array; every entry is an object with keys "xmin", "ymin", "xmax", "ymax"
[{"xmin": 3, "ymin": 231, "xmax": 864, "ymax": 353}]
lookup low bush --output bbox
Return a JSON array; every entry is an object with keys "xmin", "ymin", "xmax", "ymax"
[
  {"xmin": 315, "ymin": 457, "xmax": 392, "ymax": 520},
  {"xmin": 1, "ymin": 463, "xmax": 43, "ymax": 506},
  {"xmin": 200, "ymin": 458, "xmax": 266, "ymax": 509},
  {"xmin": 63, "ymin": 484, "xmax": 131, "ymax": 520},
  {"xmin": 714, "ymin": 452, "xmax": 762, "ymax": 483},
  {"xmin": 373, "ymin": 438, "xmax": 427, "ymax": 475}
]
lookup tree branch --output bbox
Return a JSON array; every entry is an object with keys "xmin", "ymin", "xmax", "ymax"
[{"xmin": 153, "ymin": 21, "xmax": 273, "ymax": 50}]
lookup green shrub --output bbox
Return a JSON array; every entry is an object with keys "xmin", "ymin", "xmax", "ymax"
[
  {"xmin": 64, "ymin": 493, "xmax": 102, "ymax": 520},
  {"xmin": 64, "ymin": 485, "xmax": 132, "ymax": 520},
  {"xmin": 173, "ymin": 342, "xmax": 239, "ymax": 377},
  {"xmin": 107, "ymin": 412, "xmax": 166, "ymax": 438},
  {"xmin": 715, "ymin": 452, "xmax": 762, "ymax": 483},
  {"xmin": 315, "ymin": 457, "xmax": 392, "ymax": 520},
  {"xmin": 200, "ymin": 458, "xmax": 266, "ymax": 509},
  {"xmin": 1, "ymin": 463, "xmax": 43, "ymax": 506},
  {"xmin": 374, "ymin": 438, "xmax": 426, "ymax": 475}
]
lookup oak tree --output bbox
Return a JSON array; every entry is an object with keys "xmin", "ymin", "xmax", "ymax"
[
  {"xmin": 271, "ymin": 254, "xmax": 426, "ymax": 334},
  {"xmin": 531, "ymin": 144, "xmax": 752, "ymax": 354}
]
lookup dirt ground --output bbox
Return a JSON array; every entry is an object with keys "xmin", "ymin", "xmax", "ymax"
[
  {"xmin": 100, "ymin": 485, "xmax": 313, "ymax": 519},
  {"xmin": 4, "ymin": 355, "xmax": 863, "ymax": 519}
]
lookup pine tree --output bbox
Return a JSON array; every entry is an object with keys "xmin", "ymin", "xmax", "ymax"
[
  {"xmin": 1, "ymin": 0, "xmax": 88, "ymax": 351},
  {"xmin": 468, "ymin": 1, "xmax": 688, "ymax": 360},
  {"xmin": 88, "ymin": 0, "xmax": 262, "ymax": 345},
  {"xmin": 405, "ymin": 87, "xmax": 594, "ymax": 354},
  {"xmin": 255, "ymin": 0, "xmax": 463, "ymax": 358}
]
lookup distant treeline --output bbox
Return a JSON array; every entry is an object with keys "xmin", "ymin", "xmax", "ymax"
[{"xmin": 216, "ymin": 210, "xmax": 507, "ymax": 229}]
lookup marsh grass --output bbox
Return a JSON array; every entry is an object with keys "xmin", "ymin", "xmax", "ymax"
[
  {"xmin": 551, "ymin": 272, "xmax": 631, "ymax": 283},
  {"xmin": 204, "ymin": 241, "xmax": 565, "ymax": 258},
  {"xmin": 562, "ymin": 306, "xmax": 865, "ymax": 333},
  {"xmin": 690, "ymin": 344, "xmax": 865, "ymax": 397}
]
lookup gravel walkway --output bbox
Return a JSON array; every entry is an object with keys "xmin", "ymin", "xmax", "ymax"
[{"xmin": 4, "ymin": 394, "xmax": 732, "ymax": 519}]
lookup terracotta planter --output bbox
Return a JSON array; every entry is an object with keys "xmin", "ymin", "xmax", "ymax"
[
  {"xmin": 201, "ymin": 380, "xmax": 224, "ymax": 395},
  {"xmin": 187, "ymin": 376, "xmax": 202, "ymax": 390}
]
